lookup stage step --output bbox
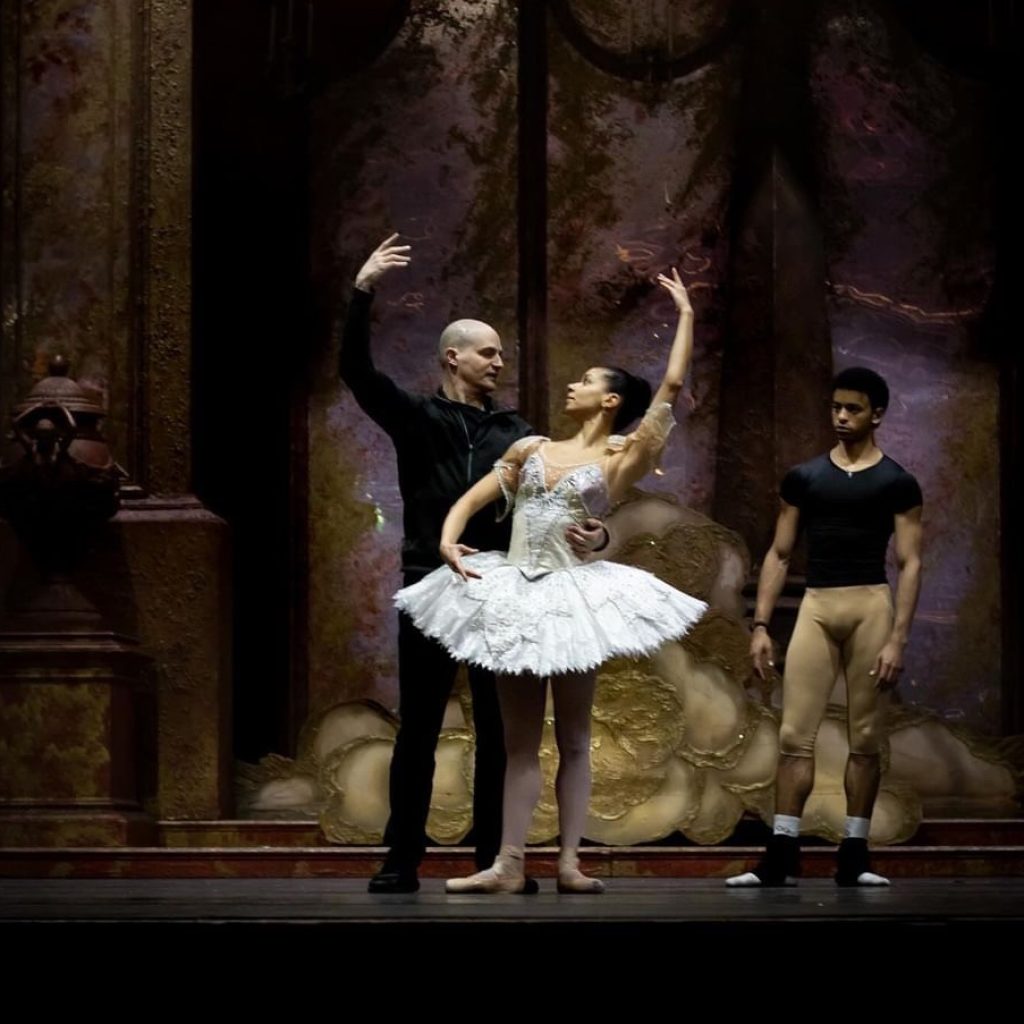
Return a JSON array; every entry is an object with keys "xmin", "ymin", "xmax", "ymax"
[
  {"xmin": 154, "ymin": 817, "xmax": 1024, "ymax": 849},
  {"xmin": 2, "ymin": 818, "xmax": 1021, "ymax": 878}
]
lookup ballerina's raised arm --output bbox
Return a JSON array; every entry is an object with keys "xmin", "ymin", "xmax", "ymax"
[{"xmin": 605, "ymin": 268, "xmax": 695, "ymax": 497}]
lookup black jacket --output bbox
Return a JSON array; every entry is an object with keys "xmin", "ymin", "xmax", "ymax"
[{"xmin": 339, "ymin": 287, "xmax": 532, "ymax": 574}]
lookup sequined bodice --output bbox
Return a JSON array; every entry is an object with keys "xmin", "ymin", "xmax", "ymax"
[
  {"xmin": 493, "ymin": 404, "xmax": 676, "ymax": 580},
  {"xmin": 505, "ymin": 451, "xmax": 609, "ymax": 579}
]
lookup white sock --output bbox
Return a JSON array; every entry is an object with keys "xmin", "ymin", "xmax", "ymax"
[
  {"xmin": 726, "ymin": 816, "xmax": 801, "ymax": 887},
  {"xmin": 844, "ymin": 816, "xmax": 870, "ymax": 840},
  {"xmin": 773, "ymin": 814, "xmax": 801, "ymax": 838}
]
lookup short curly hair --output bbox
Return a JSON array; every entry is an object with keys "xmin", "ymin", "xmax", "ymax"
[{"xmin": 832, "ymin": 366, "xmax": 889, "ymax": 411}]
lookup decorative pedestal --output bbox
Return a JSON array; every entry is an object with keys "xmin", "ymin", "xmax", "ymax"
[{"xmin": 0, "ymin": 630, "xmax": 155, "ymax": 846}]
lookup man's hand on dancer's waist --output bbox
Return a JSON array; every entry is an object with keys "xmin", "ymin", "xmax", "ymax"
[
  {"xmin": 355, "ymin": 233, "xmax": 411, "ymax": 292},
  {"xmin": 749, "ymin": 622, "xmax": 775, "ymax": 680},
  {"xmin": 441, "ymin": 542, "xmax": 482, "ymax": 582},
  {"xmin": 565, "ymin": 518, "xmax": 610, "ymax": 558}
]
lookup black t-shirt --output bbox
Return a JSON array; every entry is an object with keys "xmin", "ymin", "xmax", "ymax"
[{"xmin": 780, "ymin": 453, "xmax": 923, "ymax": 587}]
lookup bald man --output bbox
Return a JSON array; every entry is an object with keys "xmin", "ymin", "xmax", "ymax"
[{"xmin": 340, "ymin": 236, "xmax": 607, "ymax": 893}]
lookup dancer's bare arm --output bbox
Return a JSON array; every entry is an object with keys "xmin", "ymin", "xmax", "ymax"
[
  {"xmin": 650, "ymin": 268, "xmax": 694, "ymax": 409},
  {"xmin": 439, "ymin": 473, "xmax": 502, "ymax": 581},
  {"xmin": 750, "ymin": 502, "xmax": 801, "ymax": 680},
  {"xmin": 607, "ymin": 269, "xmax": 694, "ymax": 494},
  {"xmin": 871, "ymin": 505, "xmax": 923, "ymax": 688}
]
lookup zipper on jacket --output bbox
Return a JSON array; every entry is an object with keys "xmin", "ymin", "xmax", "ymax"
[
  {"xmin": 441, "ymin": 392, "xmax": 521, "ymax": 487},
  {"xmin": 455, "ymin": 410, "xmax": 474, "ymax": 485}
]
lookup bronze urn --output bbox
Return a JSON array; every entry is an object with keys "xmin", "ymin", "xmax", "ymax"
[{"xmin": 0, "ymin": 355, "xmax": 123, "ymax": 629}]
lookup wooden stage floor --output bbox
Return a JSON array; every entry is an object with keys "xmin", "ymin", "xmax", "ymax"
[
  {"xmin": 4, "ymin": 878, "xmax": 1021, "ymax": 982},
  {"xmin": 3, "ymin": 876, "xmax": 1021, "ymax": 930}
]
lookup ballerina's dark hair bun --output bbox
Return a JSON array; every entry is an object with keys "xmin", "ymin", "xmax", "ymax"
[{"xmin": 602, "ymin": 367, "xmax": 652, "ymax": 432}]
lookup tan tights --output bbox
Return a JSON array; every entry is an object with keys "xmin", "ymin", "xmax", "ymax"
[{"xmin": 775, "ymin": 585, "xmax": 893, "ymax": 817}]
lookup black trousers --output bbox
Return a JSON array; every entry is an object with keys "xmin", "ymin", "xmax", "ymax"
[{"xmin": 383, "ymin": 571, "xmax": 506, "ymax": 870}]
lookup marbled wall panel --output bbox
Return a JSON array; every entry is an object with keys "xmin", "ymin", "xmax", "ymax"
[
  {"xmin": 546, "ymin": 4, "xmax": 740, "ymax": 515},
  {"xmin": 0, "ymin": 0, "xmax": 135, "ymax": 470},
  {"xmin": 308, "ymin": 1, "xmax": 519, "ymax": 712},
  {"xmin": 298, "ymin": 0, "xmax": 1003, "ymax": 737},
  {"xmin": 813, "ymin": 3, "xmax": 1000, "ymax": 730}
]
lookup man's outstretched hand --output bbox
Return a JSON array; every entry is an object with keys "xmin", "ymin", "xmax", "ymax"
[{"xmin": 355, "ymin": 233, "xmax": 411, "ymax": 291}]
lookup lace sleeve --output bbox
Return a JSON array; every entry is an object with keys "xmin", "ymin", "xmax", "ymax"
[
  {"xmin": 609, "ymin": 402, "xmax": 676, "ymax": 463},
  {"xmin": 494, "ymin": 435, "xmax": 546, "ymax": 521}
]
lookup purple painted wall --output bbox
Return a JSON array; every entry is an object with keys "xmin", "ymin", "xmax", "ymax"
[
  {"xmin": 814, "ymin": 3, "xmax": 1000, "ymax": 728},
  {"xmin": 307, "ymin": 1, "xmax": 1003, "ymax": 733},
  {"xmin": 1, "ymin": 1, "xmax": 135, "ymax": 468},
  {"xmin": 546, "ymin": 15, "xmax": 738, "ymax": 514},
  {"xmin": 308, "ymin": 2, "xmax": 519, "ymax": 713}
]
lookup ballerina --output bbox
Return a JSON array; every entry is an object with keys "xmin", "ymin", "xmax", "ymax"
[{"xmin": 396, "ymin": 268, "xmax": 707, "ymax": 893}]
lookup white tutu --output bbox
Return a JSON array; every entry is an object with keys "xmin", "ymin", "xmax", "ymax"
[
  {"xmin": 396, "ymin": 408, "xmax": 707, "ymax": 676},
  {"xmin": 395, "ymin": 552, "xmax": 707, "ymax": 676}
]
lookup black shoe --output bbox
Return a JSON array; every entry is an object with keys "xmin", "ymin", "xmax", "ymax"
[
  {"xmin": 835, "ymin": 837, "xmax": 889, "ymax": 887},
  {"xmin": 368, "ymin": 866, "xmax": 420, "ymax": 894},
  {"xmin": 726, "ymin": 834, "xmax": 800, "ymax": 887}
]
